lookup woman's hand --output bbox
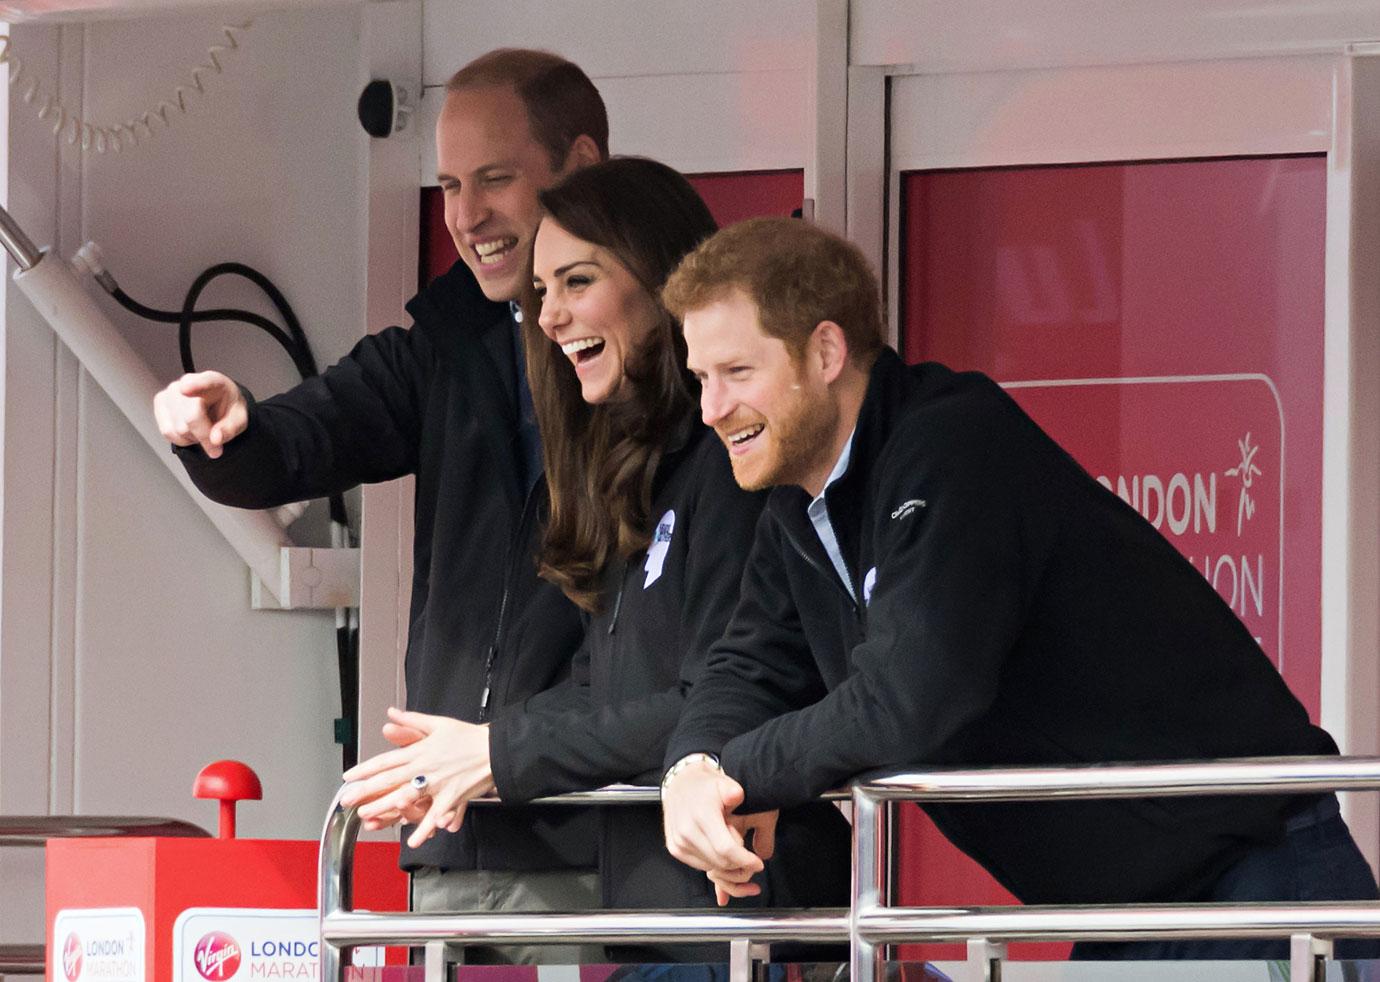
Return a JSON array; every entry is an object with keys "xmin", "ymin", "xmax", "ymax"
[{"xmin": 340, "ymin": 707, "xmax": 496, "ymax": 848}]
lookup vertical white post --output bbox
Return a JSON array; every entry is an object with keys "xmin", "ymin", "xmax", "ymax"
[
  {"xmin": 1322, "ymin": 46, "xmax": 1380, "ymax": 874},
  {"xmin": 356, "ymin": 0, "xmax": 423, "ymax": 765},
  {"xmin": 811, "ymin": 0, "xmax": 849, "ymax": 235}
]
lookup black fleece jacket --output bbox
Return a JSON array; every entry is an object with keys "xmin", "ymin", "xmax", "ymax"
[
  {"xmin": 175, "ymin": 260, "xmax": 594, "ymax": 873},
  {"xmin": 490, "ymin": 422, "xmax": 851, "ymax": 915},
  {"xmin": 666, "ymin": 349, "xmax": 1336, "ymax": 906}
]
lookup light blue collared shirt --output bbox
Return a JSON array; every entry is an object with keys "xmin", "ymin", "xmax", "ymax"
[{"xmin": 806, "ymin": 429, "xmax": 857, "ymax": 603}]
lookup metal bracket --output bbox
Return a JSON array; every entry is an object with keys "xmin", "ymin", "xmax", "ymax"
[
  {"xmin": 423, "ymin": 940, "xmax": 447, "ymax": 982},
  {"xmin": 251, "ymin": 546, "xmax": 360, "ymax": 609},
  {"xmin": 967, "ymin": 938, "xmax": 1007, "ymax": 982},
  {"xmin": 1290, "ymin": 933, "xmax": 1332, "ymax": 982},
  {"xmin": 729, "ymin": 939, "xmax": 773, "ymax": 982}
]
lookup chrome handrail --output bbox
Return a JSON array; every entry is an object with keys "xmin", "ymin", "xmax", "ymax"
[
  {"xmin": 0, "ymin": 815, "xmax": 210, "ymax": 976},
  {"xmin": 319, "ymin": 784, "xmax": 845, "ymax": 982},
  {"xmin": 851, "ymin": 755, "xmax": 1380, "ymax": 982},
  {"xmin": 318, "ymin": 757, "xmax": 1380, "ymax": 982}
]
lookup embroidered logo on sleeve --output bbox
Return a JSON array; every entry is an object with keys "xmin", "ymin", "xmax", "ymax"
[
  {"xmin": 644, "ymin": 509, "xmax": 676, "ymax": 588},
  {"xmin": 890, "ymin": 498, "xmax": 927, "ymax": 520},
  {"xmin": 863, "ymin": 567, "xmax": 877, "ymax": 606}
]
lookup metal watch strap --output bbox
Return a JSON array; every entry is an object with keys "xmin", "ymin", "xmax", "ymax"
[{"xmin": 661, "ymin": 752, "xmax": 721, "ymax": 793}]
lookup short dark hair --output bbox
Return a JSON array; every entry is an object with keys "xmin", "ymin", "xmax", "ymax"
[
  {"xmin": 447, "ymin": 49, "xmax": 609, "ymax": 168},
  {"xmin": 663, "ymin": 217, "xmax": 884, "ymax": 365}
]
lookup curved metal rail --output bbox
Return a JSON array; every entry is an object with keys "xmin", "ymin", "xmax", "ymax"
[
  {"xmin": 319, "ymin": 758, "xmax": 1380, "ymax": 982},
  {"xmin": 0, "ymin": 814, "xmax": 210, "ymax": 975},
  {"xmin": 319, "ymin": 784, "xmax": 847, "ymax": 981}
]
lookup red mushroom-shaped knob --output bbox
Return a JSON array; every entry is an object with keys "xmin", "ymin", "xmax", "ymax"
[{"xmin": 193, "ymin": 760, "xmax": 263, "ymax": 839}]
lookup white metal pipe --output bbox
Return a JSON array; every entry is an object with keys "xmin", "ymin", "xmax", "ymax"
[{"xmin": 12, "ymin": 249, "xmax": 288, "ymax": 603}]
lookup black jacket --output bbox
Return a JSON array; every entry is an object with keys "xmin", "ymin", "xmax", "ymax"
[
  {"xmin": 489, "ymin": 422, "xmax": 851, "ymax": 917},
  {"xmin": 667, "ymin": 349, "xmax": 1337, "ymax": 906},
  {"xmin": 176, "ymin": 261, "xmax": 594, "ymax": 873}
]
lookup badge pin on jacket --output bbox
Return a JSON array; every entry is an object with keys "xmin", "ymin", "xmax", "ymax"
[{"xmin": 644, "ymin": 509, "xmax": 676, "ymax": 588}]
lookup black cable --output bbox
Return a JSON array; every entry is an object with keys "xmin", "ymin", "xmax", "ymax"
[
  {"xmin": 177, "ymin": 263, "xmax": 321, "ymax": 379},
  {"xmin": 109, "ymin": 261, "xmax": 359, "ymax": 770},
  {"xmin": 110, "ymin": 287, "xmax": 303, "ymax": 369},
  {"xmin": 336, "ymin": 610, "xmax": 360, "ymax": 772}
]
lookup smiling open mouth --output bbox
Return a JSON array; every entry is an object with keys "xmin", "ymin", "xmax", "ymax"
[
  {"xmin": 474, "ymin": 237, "xmax": 518, "ymax": 266},
  {"xmin": 727, "ymin": 423, "xmax": 764, "ymax": 449},
  {"xmin": 562, "ymin": 337, "xmax": 606, "ymax": 364}
]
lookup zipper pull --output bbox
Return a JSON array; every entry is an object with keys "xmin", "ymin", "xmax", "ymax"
[
  {"xmin": 479, "ymin": 644, "xmax": 497, "ymax": 720},
  {"xmin": 607, "ymin": 576, "xmax": 626, "ymax": 636}
]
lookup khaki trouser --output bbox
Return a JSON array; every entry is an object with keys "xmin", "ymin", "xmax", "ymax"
[{"xmin": 410, "ymin": 866, "xmax": 603, "ymax": 966}]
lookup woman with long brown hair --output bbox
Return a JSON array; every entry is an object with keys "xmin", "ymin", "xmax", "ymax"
[{"xmin": 343, "ymin": 157, "xmax": 848, "ymax": 948}]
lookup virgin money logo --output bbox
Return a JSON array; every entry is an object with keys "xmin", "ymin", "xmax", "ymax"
[
  {"xmin": 61, "ymin": 932, "xmax": 82, "ymax": 981},
  {"xmin": 194, "ymin": 932, "xmax": 241, "ymax": 980}
]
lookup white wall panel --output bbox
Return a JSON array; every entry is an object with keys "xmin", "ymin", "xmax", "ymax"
[
  {"xmin": 66, "ymin": 4, "xmax": 366, "ymax": 828},
  {"xmin": 73, "ymin": 376, "xmax": 338, "ymax": 824},
  {"xmin": 0, "ymin": 11, "xmax": 374, "ymax": 949},
  {"xmin": 853, "ymin": 0, "xmax": 1380, "ymax": 72},
  {"xmin": 78, "ymin": 8, "xmax": 370, "ymax": 387},
  {"xmin": 417, "ymin": 68, "xmax": 810, "ymax": 183},
  {"xmin": 421, "ymin": 0, "xmax": 813, "ymax": 84},
  {"xmin": 417, "ymin": 0, "xmax": 814, "ymax": 180},
  {"xmin": 890, "ymin": 55, "xmax": 1335, "ymax": 172}
]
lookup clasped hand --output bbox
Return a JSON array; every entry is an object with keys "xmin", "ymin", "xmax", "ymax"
[
  {"xmin": 661, "ymin": 761, "xmax": 780, "ymax": 906},
  {"xmin": 340, "ymin": 707, "xmax": 495, "ymax": 849}
]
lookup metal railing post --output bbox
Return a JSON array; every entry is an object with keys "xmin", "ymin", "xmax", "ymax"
[
  {"xmin": 851, "ymin": 786, "xmax": 887, "ymax": 982},
  {"xmin": 318, "ymin": 786, "xmax": 358, "ymax": 982},
  {"xmin": 424, "ymin": 940, "xmax": 448, "ymax": 982},
  {"xmin": 966, "ymin": 938, "xmax": 1005, "ymax": 982},
  {"xmin": 1290, "ymin": 933, "xmax": 1331, "ymax": 982}
]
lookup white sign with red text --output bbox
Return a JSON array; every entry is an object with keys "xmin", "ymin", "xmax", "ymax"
[
  {"xmin": 173, "ymin": 909, "xmax": 383, "ymax": 981},
  {"xmin": 52, "ymin": 907, "xmax": 145, "ymax": 982}
]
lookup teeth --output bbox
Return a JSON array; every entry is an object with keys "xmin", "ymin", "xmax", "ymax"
[
  {"xmin": 729, "ymin": 424, "xmax": 764, "ymax": 445},
  {"xmin": 561, "ymin": 337, "xmax": 604, "ymax": 356},
  {"xmin": 474, "ymin": 237, "xmax": 517, "ymax": 263}
]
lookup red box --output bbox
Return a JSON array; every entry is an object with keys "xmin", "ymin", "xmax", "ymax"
[{"xmin": 46, "ymin": 837, "xmax": 406, "ymax": 981}]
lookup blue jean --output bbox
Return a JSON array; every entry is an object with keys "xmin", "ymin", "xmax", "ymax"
[{"xmin": 1072, "ymin": 794, "xmax": 1380, "ymax": 961}]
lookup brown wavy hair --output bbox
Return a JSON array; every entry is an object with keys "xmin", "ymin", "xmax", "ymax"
[{"xmin": 523, "ymin": 158, "xmax": 717, "ymax": 611}]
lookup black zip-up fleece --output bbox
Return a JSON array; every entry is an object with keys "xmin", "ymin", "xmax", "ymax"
[
  {"xmin": 175, "ymin": 261, "xmax": 595, "ymax": 873},
  {"xmin": 489, "ymin": 422, "xmax": 851, "ymax": 915},
  {"xmin": 666, "ymin": 348, "xmax": 1337, "ymax": 906}
]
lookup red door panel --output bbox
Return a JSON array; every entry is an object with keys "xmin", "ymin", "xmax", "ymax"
[{"xmin": 898, "ymin": 155, "xmax": 1326, "ymax": 960}]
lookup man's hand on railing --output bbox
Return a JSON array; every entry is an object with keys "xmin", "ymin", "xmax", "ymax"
[
  {"xmin": 661, "ymin": 760, "xmax": 779, "ymax": 904},
  {"xmin": 340, "ymin": 707, "xmax": 495, "ymax": 849}
]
